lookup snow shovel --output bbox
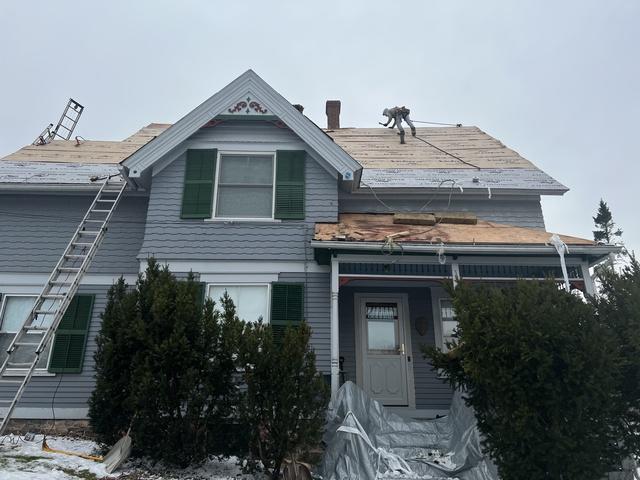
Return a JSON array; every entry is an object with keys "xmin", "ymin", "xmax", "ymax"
[{"xmin": 102, "ymin": 427, "xmax": 133, "ymax": 474}]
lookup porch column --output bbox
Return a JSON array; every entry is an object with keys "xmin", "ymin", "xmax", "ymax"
[
  {"xmin": 330, "ymin": 256, "xmax": 340, "ymax": 399},
  {"xmin": 451, "ymin": 260, "xmax": 460, "ymax": 288},
  {"xmin": 581, "ymin": 261, "xmax": 596, "ymax": 296}
]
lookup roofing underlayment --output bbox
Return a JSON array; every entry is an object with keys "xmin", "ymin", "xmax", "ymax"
[
  {"xmin": 326, "ymin": 127, "xmax": 567, "ymax": 193},
  {"xmin": 314, "ymin": 213, "xmax": 594, "ymax": 246},
  {"xmin": 0, "ymin": 124, "xmax": 170, "ymax": 186}
]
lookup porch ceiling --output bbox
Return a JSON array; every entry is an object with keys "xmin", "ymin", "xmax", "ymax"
[{"xmin": 314, "ymin": 213, "xmax": 594, "ymax": 246}]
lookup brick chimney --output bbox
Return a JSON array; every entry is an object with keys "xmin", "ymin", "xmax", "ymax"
[{"xmin": 326, "ymin": 100, "xmax": 341, "ymax": 130}]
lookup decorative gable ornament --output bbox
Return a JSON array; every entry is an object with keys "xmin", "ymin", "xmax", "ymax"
[{"xmin": 226, "ymin": 95, "xmax": 269, "ymax": 115}]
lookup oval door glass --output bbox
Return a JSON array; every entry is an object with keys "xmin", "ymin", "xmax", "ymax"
[{"xmin": 366, "ymin": 303, "xmax": 398, "ymax": 352}]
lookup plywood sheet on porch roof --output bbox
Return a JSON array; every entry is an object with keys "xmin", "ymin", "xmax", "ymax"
[
  {"xmin": 0, "ymin": 123, "xmax": 171, "ymax": 165},
  {"xmin": 314, "ymin": 213, "xmax": 594, "ymax": 246}
]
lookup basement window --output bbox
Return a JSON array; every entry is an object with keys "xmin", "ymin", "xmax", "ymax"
[
  {"xmin": 214, "ymin": 154, "xmax": 275, "ymax": 219},
  {"xmin": 0, "ymin": 295, "xmax": 53, "ymax": 370},
  {"xmin": 208, "ymin": 284, "xmax": 270, "ymax": 323}
]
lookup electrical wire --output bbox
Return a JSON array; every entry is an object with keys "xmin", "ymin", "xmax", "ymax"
[
  {"xmin": 414, "ymin": 135, "xmax": 482, "ymax": 170},
  {"xmin": 359, "ymin": 181, "xmax": 395, "ymax": 212}
]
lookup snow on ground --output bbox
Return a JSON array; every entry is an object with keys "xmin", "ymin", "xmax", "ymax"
[{"xmin": 0, "ymin": 435, "xmax": 261, "ymax": 480}]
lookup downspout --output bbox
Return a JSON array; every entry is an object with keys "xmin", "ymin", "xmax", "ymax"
[{"xmin": 330, "ymin": 255, "xmax": 340, "ymax": 399}]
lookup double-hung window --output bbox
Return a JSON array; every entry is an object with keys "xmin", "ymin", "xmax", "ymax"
[
  {"xmin": 214, "ymin": 154, "xmax": 275, "ymax": 219},
  {"xmin": 208, "ymin": 284, "xmax": 270, "ymax": 323},
  {"xmin": 180, "ymin": 149, "xmax": 305, "ymax": 220},
  {"xmin": 0, "ymin": 295, "xmax": 52, "ymax": 369}
]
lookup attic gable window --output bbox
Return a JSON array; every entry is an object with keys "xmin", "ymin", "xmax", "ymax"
[
  {"xmin": 214, "ymin": 154, "xmax": 274, "ymax": 219},
  {"xmin": 180, "ymin": 149, "xmax": 305, "ymax": 220}
]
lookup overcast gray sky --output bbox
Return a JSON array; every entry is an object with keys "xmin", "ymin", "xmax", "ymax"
[{"xmin": 1, "ymin": 1, "xmax": 637, "ymax": 252}]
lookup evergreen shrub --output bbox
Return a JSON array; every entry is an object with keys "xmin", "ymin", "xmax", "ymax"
[{"xmin": 424, "ymin": 280, "xmax": 629, "ymax": 480}]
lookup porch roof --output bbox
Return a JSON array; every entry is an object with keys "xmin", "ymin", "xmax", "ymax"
[
  {"xmin": 314, "ymin": 213, "xmax": 593, "ymax": 246},
  {"xmin": 313, "ymin": 213, "xmax": 619, "ymax": 264}
]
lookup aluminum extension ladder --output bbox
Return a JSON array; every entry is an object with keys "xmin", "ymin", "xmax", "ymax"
[
  {"xmin": 0, "ymin": 176, "xmax": 126, "ymax": 435},
  {"xmin": 33, "ymin": 98, "xmax": 85, "ymax": 145}
]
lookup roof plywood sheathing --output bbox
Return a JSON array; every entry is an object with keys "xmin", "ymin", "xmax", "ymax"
[{"xmin": 314, "ymin": 213, "xmax": 594, "ymax": 246}]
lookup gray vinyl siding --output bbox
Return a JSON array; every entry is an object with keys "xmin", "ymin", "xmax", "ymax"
[
  {"xmin": 338, "ymin": 284, "xmax": 453, "ymax": 410},
  {"xmin": 2, "ymin": 285, "xmax": 107, "ymax": 410},
  {"xmin": 339, "ymin": 194, "xmax": 546, "ymax": 229},
  {"xmin": 139, "ymin": 122, "xmax": 338, "ymax": 261},
  {"xmin": 278, "ymin": 272, "xmax": 330, "ymax": 372},
  {"xmin": 0, "ymin": 193, "xmax": 147, "ymax": 274}
]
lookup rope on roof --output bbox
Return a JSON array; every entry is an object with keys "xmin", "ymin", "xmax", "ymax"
[{"xmin": 414, "ymin": 134, "xmax": 482, "ymax": 170}]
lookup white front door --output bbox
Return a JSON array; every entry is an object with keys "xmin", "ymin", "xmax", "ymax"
[{"xmin": 356, "ymin": 295, "xmax": 412, "ymax": 406}]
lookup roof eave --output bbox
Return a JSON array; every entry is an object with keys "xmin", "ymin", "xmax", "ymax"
[
  {"xmin": 311, "ymin": 240, "xmax": 620, "ymax": 263},
  {"xmin": 352, "ymin": 186, "xmax": 569, "ymax": 196}
]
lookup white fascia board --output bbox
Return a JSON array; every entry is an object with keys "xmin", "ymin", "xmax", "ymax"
[
  {"xmin": 311, "ymin": 240, "xmax": 621, "ymax": 257},
  {"xmin": 123, "ymin": 70, "xmax": 361, "ymax": 180}
]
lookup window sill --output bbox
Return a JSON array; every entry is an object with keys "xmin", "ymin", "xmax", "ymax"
[
  {"xmin": 3, "ymin": 369, "xmax": 56, "ymax": 377},
  {"xmin": 204, "ymin": 218, "xmax": 282, "ymax": 224}
]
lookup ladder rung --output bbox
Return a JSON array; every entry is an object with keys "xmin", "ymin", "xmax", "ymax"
[
  {"xmin": 64, "ymin": 254, "xmax": 86, "ymax": 259},
  {"xmin": 7, "ymin": 362, "xmax": 33, "ymax": 368},
  {"xmin": 58, "ymin": 267, "xmax": 80, "ymax": 272},
  {"xmin": 14, "ymin": 342, "xmax": 40, "ymax": 347},
  {"xmin": 96, "ymin": 199, "xmax": 117, "ymax": 202},
  {"xmin": 49, "ymin": 280, "xmax": 73, "ymax": 285},
  {"xmin": 90, "ymin": 209, "xmax": 111, "ymax": 213},
  {"xmin": 84, "ymin": 219, "xmax": 105, "ymax": 223},
  {"xmin": 23, "ymin": 325, "xmax": 48, "ymax": 331},
  {"xmin": 78, "ymin": 231, "xmax": 101, "ymax": 235},
  {"xmin": 35, "ymin": 309, "xmax": 57, "ymax": 315},
  {"xmin": 42, "ymin": 294, "xmax": 65, "ymax": 299},
  {"xmin": 72, "ymin": 242, "xmax": 93, "ymax": 247}
]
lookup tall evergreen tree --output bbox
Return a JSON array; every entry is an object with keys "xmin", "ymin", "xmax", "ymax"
[
  {"xmin": 89, "ymin": 259, "xmax": 243, "ymax": 466},
  {"xmin": 593, "ymin": 199, "xmax": 623, "ymax": 244}
]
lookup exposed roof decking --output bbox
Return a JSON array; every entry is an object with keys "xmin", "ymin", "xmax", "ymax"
[
  {"xmin": 0, "ymin": 123, "xmax": 170, "ymax": 165},
  {"xmin": 314, "ymin": 213, "xmax": 593, "ymax": 246},
  {"xmin": 326, "ymin": 127, "xmax": 567, "ymax": 193},
  {"xmin": 326, "ymin": 126, "xmax": 534, "ymax": 170}
]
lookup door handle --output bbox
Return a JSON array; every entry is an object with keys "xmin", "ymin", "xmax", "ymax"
[{"xmin": 398, "ymin": 343, "xmax": 405, "ymax": 355}]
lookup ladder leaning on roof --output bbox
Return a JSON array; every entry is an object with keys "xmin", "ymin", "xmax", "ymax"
[{"xmin": 0, "ymin": 175, "xmax": 127, "ymax": 436}]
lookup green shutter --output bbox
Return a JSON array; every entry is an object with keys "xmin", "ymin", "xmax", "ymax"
[
  {"xmin": 274, "ymin": 150, "xmax": 305, "ymax": 220},
  {"xmin": 270, "ymin": 283, "xmax": 304, "ymax": 342},
  {"xmin": 180, "ymin": 149, "xmax": 217, "ymax": 219},
  {"xmin": 48, "ymin": 295, "xmax": 94, "ymax": 374}
]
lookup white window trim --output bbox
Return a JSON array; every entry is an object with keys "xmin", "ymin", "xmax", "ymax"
[
  {"xmin": 210, "ymin": 151, "xmax": 277, "ymax": 222},
  {"xmin": 206, "ymin": 283, "xmax": 271, "ymax": 323},
  {"xmin": 437, "ymin": 297, "xmax": 457, "ymax": 352},
  {"xmin": 0, "ymin": 293, "xmax": 55, "ymax": 376}
]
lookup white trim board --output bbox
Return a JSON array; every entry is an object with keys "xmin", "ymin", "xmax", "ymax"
[
  {"xmin": 0, "ymin": 273, "xmax": 138, "ymax": 288},
  {"xmin": 144, "ymin": 260, "xmax": 329, "ymax": 274},
  {"xmin": 0, "ymin": 407, "xmax": 88, "ymax": 420}
]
